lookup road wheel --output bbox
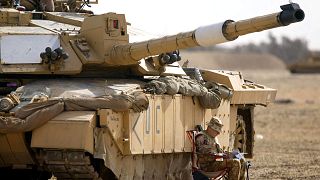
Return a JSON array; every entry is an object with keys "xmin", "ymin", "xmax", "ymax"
[{"xmin": 234, "ymin": 115, "xmax": 246, "ymax": 153}]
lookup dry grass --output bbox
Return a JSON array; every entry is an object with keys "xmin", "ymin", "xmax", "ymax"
[{"xmin": 246, "ymin": 71, "xmax": 320, "ymax": 179}]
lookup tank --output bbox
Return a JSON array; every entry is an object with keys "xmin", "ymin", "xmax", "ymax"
[
  {"xmin": 288, "ymin": 52, "xmax": 320, "ymax": 73},
  {"xmin": 0, "ymin": 1, "xmax": 305, "ymax": 179}
]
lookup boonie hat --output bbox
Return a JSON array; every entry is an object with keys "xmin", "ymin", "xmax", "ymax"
[{"xmin": 207, "ymin": 117, "xmax": 223, "ymax": 133}]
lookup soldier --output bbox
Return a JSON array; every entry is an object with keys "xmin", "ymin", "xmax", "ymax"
[{"xmin": 195, "ymin": 117, "xmax": 246, "ymax": 180}]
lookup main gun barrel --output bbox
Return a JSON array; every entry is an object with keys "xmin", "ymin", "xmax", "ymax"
[{"xmin": 108, "ymin": 3, "xmax": 304, "ymax": 65}]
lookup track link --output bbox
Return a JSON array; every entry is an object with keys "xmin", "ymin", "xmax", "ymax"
[{"xmin": 40, "ymin": 149, "xmax": 101, "ymax": 180}]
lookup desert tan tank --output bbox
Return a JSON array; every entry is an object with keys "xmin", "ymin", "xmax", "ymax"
[
  {"xmin": 288, "ymin": 52, "xmax": 320, "ymax": 73},
  {"xmin": 0, "ymin": 1, "xmax": 304, "ymax": 179}
]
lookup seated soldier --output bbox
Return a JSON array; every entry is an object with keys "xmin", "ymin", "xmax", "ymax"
[{"xmin": 195, "ymin": 117, "xmax": 246, "ymax": 180}]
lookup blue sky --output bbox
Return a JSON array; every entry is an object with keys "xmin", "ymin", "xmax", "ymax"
[{"xmin": 91, "ymin": 0, "xmax": 319, "ymax": 51}]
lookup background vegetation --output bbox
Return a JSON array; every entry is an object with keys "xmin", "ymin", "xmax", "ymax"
[{"xmin": 187, "ymin": 33, "xmax": 311, "ymax": 65}]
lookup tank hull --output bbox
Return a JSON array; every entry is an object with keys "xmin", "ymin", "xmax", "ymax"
[
  {"xmin": 0, "ymin": 70, "xmax": 276, "ymax": 178},
  {"xmin": 289, "ymin": 64, "xmax": 320, "ymax": 73}
]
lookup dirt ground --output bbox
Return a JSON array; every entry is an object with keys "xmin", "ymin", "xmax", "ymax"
[{"xmin": 243, "ymin": 70, "xmax": 320, "ymax": 180}]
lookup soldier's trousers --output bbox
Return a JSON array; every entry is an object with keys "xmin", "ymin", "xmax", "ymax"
[{"xmin": 199, "ymin": 159, "xmax": 245, "ymax": 180}]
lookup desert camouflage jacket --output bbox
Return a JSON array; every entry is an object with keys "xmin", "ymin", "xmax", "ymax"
[{"xmin": 195, "ymin": 131, "xmax": 223, "ymax": 163}]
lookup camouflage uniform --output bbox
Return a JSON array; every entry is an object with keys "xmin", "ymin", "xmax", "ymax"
[
  {"xmin": 195, "ymin": 117, "xmax": 245, "ymax": 180},
  {"xmin": 20, "ymin": 0, "xmax": 54, "ymax": 11},
  {"xmin": 195, "ymin": 131, "xmax": 245, "ymax": 180}
]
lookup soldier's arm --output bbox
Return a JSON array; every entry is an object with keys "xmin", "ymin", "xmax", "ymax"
[
  {"xmin": 195, "ymin": 134, "xmax": 206, "ymax": 153},
  {"xmin": 195, "ymin": 134, "xmax": 212, "ymax": 155}
]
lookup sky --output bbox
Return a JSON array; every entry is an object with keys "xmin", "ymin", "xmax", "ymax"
[{"xmin": 90, "ymin": 0, "xmax": 319, "ymax": 51}]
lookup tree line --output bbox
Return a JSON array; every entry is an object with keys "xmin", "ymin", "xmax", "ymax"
[{"xmin": 187, "ymin": 33, "xmax": 311, "ymax": 65}]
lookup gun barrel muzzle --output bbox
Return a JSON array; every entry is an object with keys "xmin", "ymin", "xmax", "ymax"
[
  {"xmin": 223, "ymin": 3, "xmax": 305, "ymax": 40},
  {"xmin": 279, "ymin": 3, "xmax": 305, "ymax": 26}
]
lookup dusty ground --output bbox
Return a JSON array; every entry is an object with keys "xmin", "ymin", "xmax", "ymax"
[{"xmin": 243, "ymin": 71, "xmax": 320, "ymax": 180}]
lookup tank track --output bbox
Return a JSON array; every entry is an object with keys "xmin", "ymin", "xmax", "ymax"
[{"xmin": 39, "ymin": 149, "xmax": 101, "ymax": 180}]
